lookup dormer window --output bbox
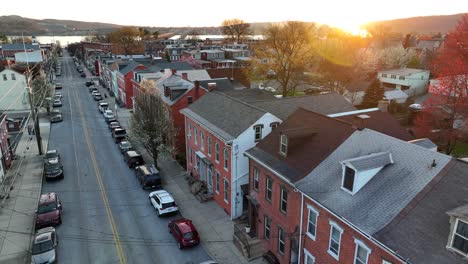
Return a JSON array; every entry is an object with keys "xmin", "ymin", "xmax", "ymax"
[
  {"xmin": 342, "ymin": 166, "xmax": 355, "ymax": 192},
  {"xmin": 448, "ymin": 217, "xmax": 468, "ymax": 257},
  {"xmin": 280, "ymin": 134, "xmax": 288, "ymax": 156},
  {"xmin": 253, "ymin": 124, "xmax": 264, "ymax": 142},
  {"xmin": 270, "ymin": 122, "xmax": 280, "ymax": 129}
]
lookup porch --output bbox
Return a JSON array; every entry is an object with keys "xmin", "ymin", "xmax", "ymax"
[{"xmin": 233, "ymin": 218, "xmax": 265, "ymax": 261}]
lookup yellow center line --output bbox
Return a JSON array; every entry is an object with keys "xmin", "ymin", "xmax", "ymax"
[{"xmin": 73, "ymin": 76, "xmax": 127, "ymax": 264}]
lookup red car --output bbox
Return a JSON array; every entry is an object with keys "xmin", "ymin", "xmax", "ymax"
[
  {"xmin": 168, "ymin": 218, "xmax": 200, "ymax": 249},
  {"xmin": 36, "ymin": 192, "xmax": 62, "ymax": 229}
]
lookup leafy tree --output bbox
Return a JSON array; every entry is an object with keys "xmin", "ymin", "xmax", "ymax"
[
  {"xmin": 250, "ymin": 21, "xmax": 317, "ymax": 96},
  {"xmin": 221, "ymin": 19, "xmax": 252, "ymax": 43},
  {"xmin": 107, "ymin": 27, "xmax": 144, "ymax": 55},
  {"xmin": 414, "ymin": 14, "xmax": 468, "ymax": 154},
  {"xmin": 360, "ymin": 78, "xmax": 384, "ymax": 108},
  {"xmin": 129, "ymin": 80, "xmax": 176, "ymax": 167}
]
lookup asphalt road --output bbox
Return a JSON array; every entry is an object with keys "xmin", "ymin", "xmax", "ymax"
[{"xmin": 42, "ymin": 53, "xmax": 212, "ymax": 264}]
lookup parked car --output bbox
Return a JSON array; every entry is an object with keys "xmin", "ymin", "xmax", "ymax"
[
  {"xmin": 118, "ymin": 141, "xmax": 133, "ymax": 153},
  {"xmin": 50, "ymin": 113, "xmax": 63, "ymax": 123},
  {"xmin": 98, "ymin": 102, "xmax": 109, "ymax": 113},
  {"xmin": 112, "ymin": 128, "xmax": 127, "ymax": 143},
  {"xmin": 168, "ymin": 218, "xmax": 200, "ymax": 249},
  {"xmin": 80, "ymin": 72, "xmax": 86, "ymax": 77},
  {"xmin": 109, "ymin": 122, "xmax": 120, "ymax": 131},
  {"xmin": 123, "ymin": 150, "xmax": 144, "ymax": 168},
  {"xmin": 36, "ymin": 192, "xmax": 62, "ymax": 229},
  {"xmin": 31, "ymin": 227, "xmax": 58, "ymax": 264},
  {"xmin": 89, "ymin": 87, "xmax": 98, "ymax": 93},
  {"xmin": 54, "ymin": 92, "xmax": 63, "ymax": 99},
  {"xmin": 54, "ymin": 83, "xmax": 62, "ymax": 89},
  {"xmin": 135, "ymin": 164, "xmax": 162, "ymax": 189},
  {"xmin": 43, "ymin": 150, "xmax": 63, "ymax": 180},
  {"xmin": 149, "ymin": 190, "xmax": 178, "ymax": 216},
  {"xmin": 105, "ymin": 117, "xmax": 117, "ymax": 124},
  {"xmin": 93, "ymin": 94, "xmax": 103, "ymax": 101},
  {"xmin": 104, "ymin": 110, "xmax": 115, "ymax": 121},
  {"xmin": 85, "ymin": 80, "xmax": 94, "ymax": 87},
  {"xmin": 52, "ymin": 99, "xmax": 62, "ymax": 107}
]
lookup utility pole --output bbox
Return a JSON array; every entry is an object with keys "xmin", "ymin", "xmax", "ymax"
[{"xmin": 26, "ymin": 71, "xmax": 43, "ymax": 155}]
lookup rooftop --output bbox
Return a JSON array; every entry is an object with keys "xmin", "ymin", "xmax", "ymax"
[{"xmin": 379, "ymin": 68, "xmax": 429, "ymax": 76}]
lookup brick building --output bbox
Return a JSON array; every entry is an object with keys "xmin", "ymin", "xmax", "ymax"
[{"xmin": 117, "ymin": 61, "xmax": 146, "ymax": 108}]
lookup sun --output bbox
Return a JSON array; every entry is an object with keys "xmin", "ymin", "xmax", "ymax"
[{"xmin": 325, "ymin": 20, "xmax": 370, "ymax": 37}]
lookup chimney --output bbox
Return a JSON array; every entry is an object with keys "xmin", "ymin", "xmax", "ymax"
[
  {"xmin": 208, "ymin": 82, "xmax": 217, "ymax": 91},
  {"xmin": 182, "ymin": 72, "xmax": 188, "ymax": 80},
  {"xmin": 171, "ymin": 69, "xmax": 177, "ymax": 75},
  {"xmin": 354, "ymin": 114, "xmax": 370, "ymax": 131},
  {"xmin": 378, "ymin": 100, "xmax": 390, "ymax": 112},
  {"xmin": 164, "ymin": 86, "xmax": 170, "ymax": 97}
]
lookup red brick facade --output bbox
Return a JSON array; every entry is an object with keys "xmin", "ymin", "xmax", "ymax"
[
  {"xmin": 118, "ymin": 65, "xmax": 146, "ymax": 109},
  {"xmin": 0, "ymin": 115, "xmax": 12, "ymax": 170},
  {"xmin": 185, "ymin": 117, "xmax": 232, "ymax": 216}
]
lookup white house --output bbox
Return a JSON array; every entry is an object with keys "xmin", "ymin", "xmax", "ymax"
[
  {"xmin": 0, "ymin": 69, "xmax": 29, "ymax": 114},
  {"xmin": 378, "ymin": 68, "xmax": 430, "ymax": 96}
]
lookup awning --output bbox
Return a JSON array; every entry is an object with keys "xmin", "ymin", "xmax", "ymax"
[
  {"xmin": 246, "ymin": 194, "xmax": 259, "ymax": 206},
  {"xmin": 196, "ymin": 151, "xmax": 212, "ymax": 165}
]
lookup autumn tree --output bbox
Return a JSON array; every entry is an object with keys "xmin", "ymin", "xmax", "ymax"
[
  {"xmin": 360, "ymin": 78, "xmax": 384, "ymax": 108},
  {"xmin": 129, "ymin": 80, "xmax": 176, "ymax": 167},
  {"xmin": 414, "ymin": 14, "xmax": 468, "ymax": 154},
  {"xmin": 221, "ymin": 19, "xmax": 252, "ymax": 43},
  {"xmin": 250, "ymin": 21, "xmax": 317, "ymax": 96},
  {"xmin": 107, "ymin": 27, "xmax": 144, "ymax": 56}
]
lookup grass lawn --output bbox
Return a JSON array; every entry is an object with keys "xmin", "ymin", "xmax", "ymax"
[{"xmin": 452, "ymin": 142, "xmax": 468, "ymax": 157}]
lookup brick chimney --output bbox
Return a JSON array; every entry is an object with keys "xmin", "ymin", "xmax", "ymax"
[
  {"xmin": 354, "ymin": 114, "xmax": 370, "ymax": 131},
  {"xmin": 182, "ymin": 72, "xmax": 188, "ymax": 80},
  {"xmin": 194, "ymin": 80, "xmax": 200, "ymax": 96},
  {"xmin": 208, "ymin": 82, "xmax": 217, "ymax": 91},
  {"xmin": 171, "ymin": 69, "xmax": 177, "ymax": 75},
  {"xmin": 378, "ymin": 100, "xmax": 390, "ymax": 112}
]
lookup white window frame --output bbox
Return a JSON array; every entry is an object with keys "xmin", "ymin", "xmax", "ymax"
[
  {"xmin": 278, "ymin": 226, "xmax": 285, "ymax": 255},
  {"xmin": 254, "ymin": 125, "xmax": 262, "ymax": 141},
  {"xmin": 223, "ymin": 148, "xmax": 229, "ymax": 171},
  {"xmin": 450, "ymin": 218, "xmax": 468, "ymax": 256},
  {"xmin": 280, "ymin": 134, "xmax": 288, "ymax": 155},
  {"xmin": 253, "ymin": 167, "xmax": 259, "ymax": 191},
  {"xmin": 328, "ymin": 220, "xmax": 344, "ymax": 260},
  {"xmin": 223, "ymin": 178, "xmax": 229, "ymax": 203},
  {"xmin": 354, "ymin": 239, "xmax": 372, "ymax": 264},
  {"xmin": 200, "ymin": 131, "xmax": 204, "ymax": 150},
  {"xmin": 280, "ymin": 186, "xmax": 288, "ymax": 214},
  {"xmin": 215, "ymin": 142, "xmax": 220, "ymax": 163},
  {"xmin": 194, "ymin": 127, "xmax": 198, "ymax": 145},
  {"xmin": 188, "ymin": 123, "xmax": 192, "ymax": 139},
  {"xmin": 207, "ymin": 136, "xmax": 211, "ymax": 156},
  {"xmin": 306, "ymin": 205, "xmax": 319, "ymax": 241},
  {"xmin": 215, "ymin": 171, "xmax": 220, "ymax": 194},
  {"xmin": 266, "ymin": 177, "xmax": 273, "ymax": 202},
  {"xmin": 264, "ymin": 215, "xmax": 271, "ymax": 240},
  {"xmin": 304, "ymin": 249, "xmax": 315, "ymax": 264}
]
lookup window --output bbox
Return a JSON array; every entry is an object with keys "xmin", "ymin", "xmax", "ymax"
[
  {"xmin": 188, "ymin": 123, "xmax": 192, "ymax": 139},
  {"xmin": 270, "ymin": 122, "xmax": 279, "ymax": 129},
  {"xmin": 264, "ymin": 215, "xmax": 271, "ymax": 240},
  {"xmin": 188, "ymin": 147, "xmax": 192, "ymax": 164},
  {"xmin": 278, "ymin": 227, "xmax": 285, "ymax": 255},
  {"xmin": 398, "ymin": 76, "xmax": 405, "ymax": 80},
  {"xmin": 306, "ymin": 205, "xmax": 319, "ymax": 240},
  {"xmin": 200, "ymin": 131, "xmax": 204, "ymax": 150},
  {"xmin": 215, "ymin": 171, "xmax": 220, "ymax": 193},
  {"xmin": 382, "ymin": 260, "xmax": 393, "ymax": 264},
  {"xmin": 194, "ymin": 127, "xmax": 198, "ymax": 145},
  {"xmin": 451, "ymin": 219, "xmax": 468, "ymax": 255},
  {"xmin": 304, "ymin": 249, "xmax": 315, "ymax": 264},
  {"xmin": 207, "ymin": 137, "xmax": 211, "ymax": 156},
  {"xmin": 280, "ymin": 135, "xmax": 288, "ymax": 155},
  {"xmin": 215, "ymin": 143, "xmax": 220, "ymax": 163},
  {"xmin": 266, "ymin": 177, "xmax": 273, "ymax": 202},
  {"xmin": 354, "ymin": 239, "xmax": 371, "ymax": 264},
  {"xmin": 11, "ymin": 74, "xmax": 15, "ymax": 80},
  {"xmin": 280, "ymin": 186, "xmax": 288, "ymax": 214},
  {"xmin": 223, "ymin": 178, "xmax": 229, "ymax": 203},
  {"xmin": 343, "ymin": 166, "xmax": 355, "ymax": 192},
  {"xmin": 390, "ymin": 74, "xmax": 396, "ymax": 79},
  {"xmin": 2, "ymin": 74, "xmax": 6, "ymax": 81},
  {"xmin": 328, "ymin": 221, "xmax": 343, "ymax": 260},
  {"xmin": 254, "ymin": 125, "xmax": 263, "ymax": 141},
  {"xmin": 253, "ymin": 167, "xmax": 259, "ymax": 191},
  {"xmin": 224, "ymin": 148, "xmax": 229, "ymax": 170},
  {"xmin": 381, "ymin": 73, "xmax": 387, "ymax": 78},
  {"xmin": 187, "ymin": 96, "xmax": 193, "ymax": 104},
  {"xmin": 208, "ymin": 168, "xmax": 213, "ymax": 190}
]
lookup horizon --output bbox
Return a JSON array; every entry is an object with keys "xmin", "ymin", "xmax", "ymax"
[{"xmin": 1, "ymin": 0, "xmax": 467, "ymax": 31}]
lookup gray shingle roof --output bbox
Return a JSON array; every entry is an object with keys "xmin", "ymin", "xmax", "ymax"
[
  {"xmin": 342, "ymin": 152, "xmax": 393, "ymax": 171},
  {"xmin": 119, "ymin": 60, "xmax": 141, "ymax": 75},
  {"xmin": 409, "ymin": 138, "xmax": 438, "ymax": 150},
  {"xmin": 181, "ymin": 92, "xmax": 266, "ymax": 140},
  {"xmin": 198, "ymin": 78, "xmax": 234, "ymax": 91},
  {"xmin": 1, "ymin": 43, "xmax": 40, "ymax": 51},
  {"xmin": 374, "ymin": 159, "xmax": 468, "ymax": 264},
  {"xmin": 248, "ymin": 93, "xmax": 356, "ymax": 120},
  {"xmin": 296, "ymin": 129, "xmax": 452, "ymax": 235}
]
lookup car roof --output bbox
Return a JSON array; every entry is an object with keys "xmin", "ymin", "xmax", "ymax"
[
  {"xmin": 150, "ymin": 190, "xmax": 174, "ymax": 202},
  {"xmin": 126, "ymin": 150, "xmax": 141, "ymax": 157},
  {"xmin": 99, "ymin": 102, "xmax": 109, "ymax": 106},
  {"xmin": 173, "ymin": 218, "xmax": 195, "ymax": 233},
  {"xmin": 46, "ymin": 150, "xmax": 57, "ymax": 154},
  {"xmin": 34, "ymin": 229, "xmax": 53, "ymax": 243},
  {"xmin": 39, "ymin": 192, "xmax": 57, "ymax": 204},
  {"xmin": 137, "ymin": 164, "xmax": 159, "ymax": 175}
]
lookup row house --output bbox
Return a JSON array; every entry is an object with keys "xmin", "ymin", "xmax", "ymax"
[
  {"xmin": 0, "ymin": 43, "xmax": 40, "ymax": 61},
  {"xmin": 0, "ymin": 114, "xmax": 12, "ymax": 183},
  {"xmin": 378, "ymin": 68, "xmax": 430, "ymax": 96},
  {"xmin": 244, "ymin": 106, "xmax": 466, "ymax": 263},
  {"xmin": 0, "ymin": 69, "xmax": 29, "ymax": 114},
  {"xmin": 80, "ymin": 41, "xmax": 112, "ymax": 57},
  {"xmin": 116, "ymin": 61, "xmax": 146, "ymax": 108}
]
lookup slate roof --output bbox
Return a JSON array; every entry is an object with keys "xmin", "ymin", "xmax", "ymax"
[
  {"xmin": 198, "ymin": 78, "xmax": 234, "ymax": 91},
  {"xmin": 181, "ymin": 92, "xmax": 267, "ymax": 141},
  {"xmin": 177, "ymin": 70, "xmax": 211, "ymax": 81},
  {"xmin": 248, "ymin": 93, "xmax": 356, "ymax": 120},
  {"xmin": 409, "ymin": 138, "xmax": 438, "ymax": 150},
  {"xmin": 222, "ymin": 89, "xmax": 276, "ymax": 102},
  {"xmin": 374, "ymin": 159, "xmax": 468, "ymax": 264},
  {"xmin": 295, "ymin": 129, "xmax": 452, "ymax": 235},
  {"xmin": 332, "ymin": 109, "xmax": 414, "ymax": 141},
  {"xmin": 148, "ymin": 61, "xmax": 193, "ymax": 72},
  {"xmin": 119, "ymin": 60, "xmax": 142, "ymax": 75},
  {"xmin": 154, "ymin": 73, "xmax": 195, "ymax": 106},
  {"xmin": 1, "ymin": 43, "xmax": 40, "ymax": 51},
  {"xmin": 245, "ymin": 108, "xmax": 356, "ymax": 182},
  {"xmin": 342, "ymin": 152, "xmax": 393, "ymax": 171}
]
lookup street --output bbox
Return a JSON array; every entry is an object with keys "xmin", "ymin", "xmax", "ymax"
[{"xmin": 42, "ymin": 54, "xmax": 212, "ymax": 264}]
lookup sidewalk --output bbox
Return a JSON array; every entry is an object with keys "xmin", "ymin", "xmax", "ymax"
[
  {"xmin": 111, "ymin": 103, "xmax": 263, "ymax": 264},
  {"xmin": 0, "ymin": 115, "xmax": 50, "ymax": 264}
]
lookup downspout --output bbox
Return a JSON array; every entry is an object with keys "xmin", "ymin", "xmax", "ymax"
[
  {"xmin": 233, "ymin": 143, "xmax": 239, "ymax": 220},
  {"xmin": 298, "ymin": 192, "xmax": 304, "ymax": 264}
]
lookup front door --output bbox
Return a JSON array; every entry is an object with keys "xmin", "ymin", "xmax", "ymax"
[
  {"xmin": 207, "ymin": 167, "xmax": 213, "ymax": 193},
  {"xmin": 199, "ymin": 160, "xmax": 205, "ymax": 182}
]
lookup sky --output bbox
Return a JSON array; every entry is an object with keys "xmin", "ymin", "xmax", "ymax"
[{"xmin": 2, "ymin": 0, "xmax": 467, "ymax": 29}]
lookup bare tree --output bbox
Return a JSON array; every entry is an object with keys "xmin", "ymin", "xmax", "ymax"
[
  {"xmin": 31, "ymin": 71, "xmax": 53, "ymax": 114},
  {"xmin": 129, "ymin": 80, "xmax": 176, "ymax": 167},
  {"xmin": 221, "ymin": 19, "xmax": 252, "ymax": 43}
]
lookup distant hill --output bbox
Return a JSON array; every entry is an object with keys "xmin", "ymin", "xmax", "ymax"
[
  {"xmin": 0, "ymin": 13, "xmax": 464, "ymax": 36},
  {"xmin": 363, "ymin": 13, "xmax": 465, "ymax": 35}
]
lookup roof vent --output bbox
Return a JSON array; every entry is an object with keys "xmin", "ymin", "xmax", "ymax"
[{"xmin": 431, "ymin": 159, "xmax": 437, "ymax": 168}]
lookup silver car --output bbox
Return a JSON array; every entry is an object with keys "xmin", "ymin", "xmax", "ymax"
[{"xmin": 31, "ymin": 227, "xmax": 58, "ymax": 264}]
